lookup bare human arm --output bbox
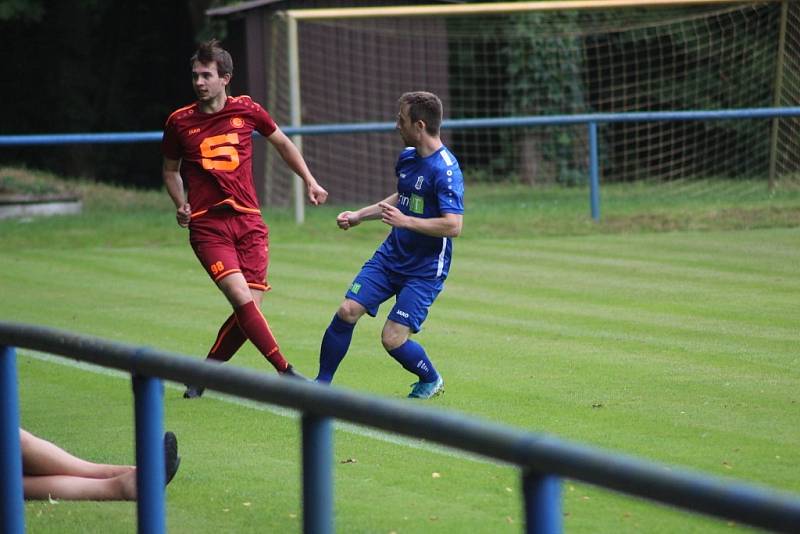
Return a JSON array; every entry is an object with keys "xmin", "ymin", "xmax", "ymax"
[
  {"xmin": 336, "ymin": 193, "xmax": 399, "ymax": 230},
  {"xmin": 266, "ymin": 127, "xmax": 328, "ymax": 205},
  {"xmin": 336, "ymin": 193, "xmax": 462, "ymax": 238},
  {"xmin": 379, "ymin": 203, "xmax": 463, "ymax": 238},
  {"xmin": 162, "ymin": 157, "xmax": 191, "ymax": 227}
]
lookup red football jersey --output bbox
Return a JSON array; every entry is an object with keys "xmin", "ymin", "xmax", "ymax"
[{"xmin": 161, "ymin": 95, "xmax": 277, "ymax": 219}]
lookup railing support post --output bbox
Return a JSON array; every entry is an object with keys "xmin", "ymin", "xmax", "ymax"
[
  {"xmin": 523, "ymin": 470, "xmax": 562, "ymax": 534},
  {"xmin": 302, "ymin": 413, "xmax": 333, "ymax": 534},
  {"xmin": 0, "ymin": 345, "xmax": 24, "ymax": 534},
  {"xmin": 588, "ymin": 121, "xmax": 601, "ymax": 222},
  {"xmin": 132, "ymin": 375, "xmax": 165, "ymax": 534}
]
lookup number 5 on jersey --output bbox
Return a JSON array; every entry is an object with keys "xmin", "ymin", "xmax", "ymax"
[{"xmin": 200, "ymin": 133, "xmax": 240, "ymax": 171}]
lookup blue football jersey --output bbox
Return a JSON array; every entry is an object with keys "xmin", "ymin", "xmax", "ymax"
[{"xmin": 373, "ymin": 145, "xmax": 465, "ymax": 278}]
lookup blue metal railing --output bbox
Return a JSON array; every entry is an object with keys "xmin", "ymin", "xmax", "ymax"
[
  {"xmin": 3, "ymin": 107, "xmax": 799, "ymax": 146},
  {"xmin": 0, "ymin": 344, "xmax": 24, "ymax": 534},
  {"xmin": 3, "ymin": 321, "xmax": 800, "ymax": 533},
  {"xmin": 2, "ymin": 107, "xmax": 800, "ymax": 223}
]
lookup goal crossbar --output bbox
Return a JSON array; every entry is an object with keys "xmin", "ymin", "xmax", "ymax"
[{"xmin": 286, "ymin": 0, "xmax": 782, "ymax": 20}]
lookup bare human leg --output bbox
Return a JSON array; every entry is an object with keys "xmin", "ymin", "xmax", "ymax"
[
  {"xmin": 23, "ymin": 471, "xmax": 137, "ymax": 501},
  {"xmin": 21, "ymin": 429, "xmax": 136, "ymax": 500},
  {"xmin": 21, "ymin": 429, "xmax": 133, "ymax": 479}
]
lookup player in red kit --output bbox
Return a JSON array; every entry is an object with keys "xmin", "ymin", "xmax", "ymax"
[{"xmin": 162, "ymin": 39, "xmax": 328, "ymax": 398}]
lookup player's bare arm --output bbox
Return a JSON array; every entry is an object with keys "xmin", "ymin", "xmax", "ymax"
[
  {"xmin": 266, "ymin": 127, "xmax": 328, "ymax": 205},
  {"xmin": 162, "ymin": 157, "xmax": 191, "ymax": 227},
  {"xmin": 337, "ymin": 193, "xmax": 399, "ymax": 230},
  {"xmin": 379, "ymin": 203, "xmax": 462, "ymax": 238}
]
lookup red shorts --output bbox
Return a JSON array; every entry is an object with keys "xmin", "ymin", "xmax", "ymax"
[{"xmin": 189, "ymin": 210, "xmax": 270, "ymax": 291}]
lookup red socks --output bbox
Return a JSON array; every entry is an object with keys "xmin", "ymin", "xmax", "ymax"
[
  {"xmin": 206, "ymin": 314, "xmax": 246, "ymax": 363},
  {"xmin": 233, "ymin": 301, "xmax": 289, "ymax": 372}
]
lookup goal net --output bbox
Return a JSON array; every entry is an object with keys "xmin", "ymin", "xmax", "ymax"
[{"xmin": 259, "ymin": 1, "xmax": 799, "ymax": 206}]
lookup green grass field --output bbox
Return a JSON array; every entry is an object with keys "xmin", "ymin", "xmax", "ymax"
[{"xmin": 2, "ymin": 167, "xmax": 799, "ymax": 533}]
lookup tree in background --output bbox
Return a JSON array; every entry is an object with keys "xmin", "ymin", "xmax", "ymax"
[
  {"xmin": 0, "ymin": 0, "xmax": 223, "ymax": 188},
  {"xmin": 449, "ymin": 11, "xmax": 590, "ymax": 186},
  {"xmin": 449, "ymin": 4, "xmax": 780, "ymax": 185},
  {"xmin": 502, "ymin": 11, "xmax": 588, "ymax": 185},
  {"xmin": 585, "ymin": 6, "xmax": 777, "ymax": 181}
]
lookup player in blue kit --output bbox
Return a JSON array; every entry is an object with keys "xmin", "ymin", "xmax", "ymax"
[{"xmin": 315, "ymin": 91, "xmax": 464, "ymax": 398}]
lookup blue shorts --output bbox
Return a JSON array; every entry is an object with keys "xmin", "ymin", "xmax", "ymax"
[{"xmin": 345, "ymin": 258, "xmax": 444, "ymax": 333}]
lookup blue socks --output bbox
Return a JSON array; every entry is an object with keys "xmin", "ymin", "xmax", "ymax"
[
  {"xmin": 317, "ymin": 314, "xmax": 438, "ymax": 385},
  {"xmin": 388, "ymin": 339, "xmax": 439, "ymax": 383},
  {"xmin": 316, "ymin": 314, "xmax": 356, "ymax": 383}
]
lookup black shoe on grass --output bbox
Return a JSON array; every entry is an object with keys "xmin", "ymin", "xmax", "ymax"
[
  {"xmin": 281, "ymin": 364, "xmax": 308, "ymax": 381},
  {"xmin": 164, "ymin": 431, "xmax": 181, "ymax": 486},
  {"xmin": 183, "ymin": 385, "xmax": 205, "ymax": 399}
]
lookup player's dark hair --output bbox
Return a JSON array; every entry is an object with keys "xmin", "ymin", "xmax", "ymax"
[
  {"xmin": 191, "ymin": 39, "xmax": 234, "ymax": 79},
  {"xmin": 399, "ymin": 91, "xmax": 442, "ymax": 136}
]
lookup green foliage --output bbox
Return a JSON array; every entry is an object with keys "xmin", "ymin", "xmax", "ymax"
[
  {"xmin": 0, "ymin": 0, "xmax": 43, "ymax": 21},
  {"xmin": 0, "ymin": 173, "xmax": 64, "ymax": 196},
  {"xmin": 502, "ymin": 12, "xmax": 589, "ymax": 185},
  {"xmin": 0, "ymin": 2, "xmax": 209, "ymax": 188},
  {"xmin": 449, "ymin": 5, "xmax": 784, "ymax": 185},
  {"xmin": 501, "ymin": 12, "xmax": 587, "ymax": 116},
  {"xmin": 610, "ymin": 8, "xmax": 776, "ymax": 112},
  {"xmin": 586, "ymin": 6, "xmax": 780, "ymax": 181},
  {"xmin": 449, "ymin": 11, "xmax": 590, "ymax": 184}
]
